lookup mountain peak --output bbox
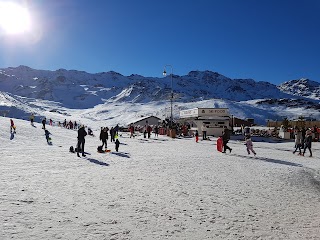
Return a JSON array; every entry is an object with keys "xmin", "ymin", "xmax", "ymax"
[
  {"xmin": 187, "ymin": 70, "xmax": 221, "ymax": 77},
  {"xmin": 278, "ymin": 78, "xmax": 320, "ymax": 100}
]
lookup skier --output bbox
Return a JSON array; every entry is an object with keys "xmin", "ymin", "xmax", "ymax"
[
  {"xmin": 99, "ymin": 127, "xmax": 109, "ymax": 150},
  {"xmin": 77, "ymin": 125, "xmax": 87, "ymax": 157},
  {"xmin": 245, "ymin": 135, "xmax": 256, "ymax": 156}
]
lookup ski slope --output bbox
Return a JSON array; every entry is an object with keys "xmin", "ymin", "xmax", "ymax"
[{"xmin": 1, "ymin": 116, "xmax": 320, "ymax": 239}]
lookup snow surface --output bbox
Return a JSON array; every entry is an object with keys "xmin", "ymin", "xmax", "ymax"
[
  {"xmin": 2, "ymin": 89, "xmax": 320, "ymax": 128},
  {"xmin": 1, "ymin": 116, "xmax": 320, "ymax": 239}
]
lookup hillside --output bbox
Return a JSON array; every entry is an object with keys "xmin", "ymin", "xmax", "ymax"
[
  {"xmin": 278, "ymin": 78, "xmax": 320, "ymax": 100},
  {"xmin": 1, "ymin": 66, "xmax": 320, "ymax": 126},
  {"xmin": 0, "ymin": 66, "xmax": 296, "ymax": 108}
]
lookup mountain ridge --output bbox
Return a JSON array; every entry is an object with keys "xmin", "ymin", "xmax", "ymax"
[
  {"xmin": 1, "ymin": 65, "xmax": 319, "ymax": 125},
  {"xmin": 2, "ymin": 65, "xmax": 318, "ymax": 107}
]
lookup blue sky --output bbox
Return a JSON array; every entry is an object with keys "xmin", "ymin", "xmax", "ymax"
[{"xmin": 0, "ymin": 0, "xmax": 320, "ymax": 84}]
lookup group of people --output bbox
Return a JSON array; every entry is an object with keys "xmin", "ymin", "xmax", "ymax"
[
  {"xmin": 11, "ymin": 115, "xmax": 316, "ymax": 159},
  {"xmin": 27, "ymin": 113, "xmax": 120, "ymax": 156},
  {"xmin": 98, "ymin": 126, "xmax": 120, "ymax": 152},
  {"xmin": 75, "ymin": 124, "xmax": 121, "ymax": 156},
  {"xmin": 219, "ymin": 125, "xmax": 315, "ymax": 157},
  {"xmin": 59, "ymin": 119, "xmax": 78, "ymax": 130},
  {"xmin": 30, "ymin": 114, "xmax": 82, "ymax": 131},
  {"xmin": 128, "ymin": 124, "xmax": 159, "ymax": 139},
  {"xmin": 73, "ymin": 122, "xmax": 316, "ymax": 158},
  {"xmin": 293, "ymin": 126, "xmax": 313, "ymax": 157}
]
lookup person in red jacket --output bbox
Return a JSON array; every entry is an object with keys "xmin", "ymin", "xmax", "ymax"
[{"xmin": 195, "ymin": 130, "xmax": 199, "ymax": 143}]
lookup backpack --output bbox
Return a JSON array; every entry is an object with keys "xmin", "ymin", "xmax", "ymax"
[
  {"xmin": 69, "ymin": 146, "xmax": 74, "ymax": 153},
  {"xmin": 75, "ymin": 147, "xmax": 82, "ymax": 152},
  {"xmin": 97, "ymin": 146, "xmax": 103, "ymax": 152}
]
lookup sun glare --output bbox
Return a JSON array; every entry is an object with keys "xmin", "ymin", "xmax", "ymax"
[{"xmin": 0, "ymin": 1, "xmax": 31, "ymax": 35}]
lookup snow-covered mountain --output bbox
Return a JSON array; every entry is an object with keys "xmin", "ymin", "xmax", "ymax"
[
  {"xmin": 0, "ymin": 66, "xmax": 296, "ymax": 108},
  {"xmin": 0, "ymin": 66, "xmax": 319, "ymax": 126},
  {"xmin": 278, "ymin": 78, "xmax": 320, "ymax": 100}
]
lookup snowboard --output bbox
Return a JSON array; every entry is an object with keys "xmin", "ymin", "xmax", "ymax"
[{"xmin": 216, "ymin": 137, "xmax": 223, "ymax": 152}]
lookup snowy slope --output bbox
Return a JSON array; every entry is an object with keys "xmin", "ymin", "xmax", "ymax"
[
  {"xmin": 278, "ymin": 78, "xmax": 320, "ymax": 100},
  {"xmin": 2, "ymin": 91, "xmax": 320, "ymax": 127},
  {"xmin": 1, "ymin": 116, "xmax": 320, "ymax": 239}
]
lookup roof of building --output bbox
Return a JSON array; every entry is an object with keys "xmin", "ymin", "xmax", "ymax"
[{"xmin": 128, "ymin": 115, "xmax": 162, "ymax": 125}]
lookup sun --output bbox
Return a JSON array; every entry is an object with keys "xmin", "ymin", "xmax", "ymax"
[{"xmin": 0, "ymin": 1, "xmax": 31, "ymax": 35}]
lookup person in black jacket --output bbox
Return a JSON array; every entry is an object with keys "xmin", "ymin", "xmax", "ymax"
[
  {"xmin": 100, "ymin": 127, "xmax": 109, "ymax": 150},
  {"xmin": 302, "ymin": 129, "xmax": 312, "ymax": 157},
  {"xmin": 222, "ymin": 126, "xmax": 232, "ymax": 153},
  {"xmin": 42, "ymin": 118, "xmax": 46, "ymax": 129},
  {"xmin": 77, "ymin": 125, "xmax": 87, "ymax": 157},
  {"xmin": 115, "ymin": 138, "xmax": 120, "ymax": 152}
]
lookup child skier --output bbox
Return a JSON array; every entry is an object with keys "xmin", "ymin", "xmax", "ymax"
[
  {"xmin": 44, "ymin": 129, "xmax": 51, "ymax": 143},
  {"xmin": 115, "ymin": 138, "xmax": 120, "ymax": 152},
  {"xmin": 195, "ymin": 130, "xmax": 199, "ymax": 143},
  {"xmin": 245, "ymin": 135, "xmax": 256, "ymax": 156}
]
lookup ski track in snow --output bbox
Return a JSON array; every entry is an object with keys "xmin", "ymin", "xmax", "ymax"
[{"xmin": 1, "ymin": 117, "xmax": 320, "ymax": 239}]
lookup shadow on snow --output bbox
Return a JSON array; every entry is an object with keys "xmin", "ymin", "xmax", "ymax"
[
  {"xmin": 111, "ymin": 152, "xmax": 130, "ymax": 158},
  {"xmin": 84, "ymin": 157, "xmax": 109, "ymax": 166},
  {"xmin": 232, "ymin": 153, "xmax": 303, "ymax": 167}
]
